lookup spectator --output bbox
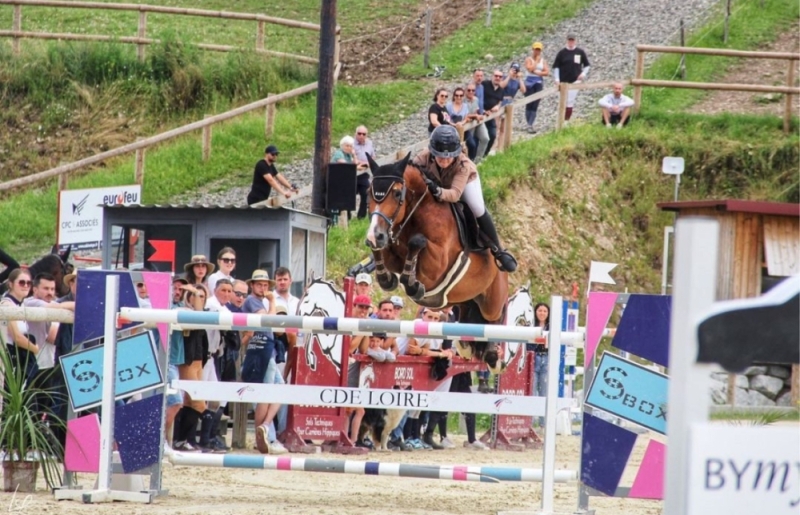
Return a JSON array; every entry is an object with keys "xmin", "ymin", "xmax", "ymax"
[
  {"xmin": 1, "ymin": 269, "xmax": 38, "ymax": 388},
  {"xmin": 134, "ymin": 276, "xmax": 151, "ymax": 309},
  {"xmin": 240, "ymin": 270, "xmax": 288, "ymax": 455},
  {"xmin": 352, "ymin": 126, "xmax": 373, "ymax": 220},
  {"xmin": 598, "ymin": 82, "xmax": 634, "ymax": 129},
  {"xmin": 208, "ymin": 247, "xmax": 236, "ymax": 292},
  {"xmin": 332, "ymin": 136, "xmax": 357, "ymax": 164},
  {"xmin": 172, "ymin": 274, "xmax": 188, "ymax": 304},
  {"xmin": 184, "ymin": 254, "xmax": 214, "ymax": 287},
  {"xmin": 524, "ymin": 42, "xmax": 550, "ymax": 133},
  {"xmin": 428, "ymin": 88, "xmax": 452, "ymax": 133},
  {"xmin": 464, "ymin": 84, "xmax": 488, "ymax": 162},
  {"xmin": 345, "ymin": 295, "xmax": 372, "ymax": 449},
  {"xmin": 552, "ymin": 33, "xmax": 591, "ymax": 122},
  {"xmin": 472, "ymin": 69, "xmax": 485, "ymax": 116},
  {"xmin": 481, "ymin": 69, "xmax": 509, "ymax": 157},
  {"xmin": 446, "ymin": 86, "xmax": 474, "ymax": 156},
  {"xmin": 529, "ymin": 302, "xmax": 550, "ymax": 427},
  {"xmin": 497, "ymin": 63, "xmax": 526, "ymax": 148},
  {"xmin": 246, "ymin": 145, "xmax": 298, "ymax": 205},
  {"xmin": 273, "ymin": 266, "xmax": 299, "ymax": 376},
  {"xmin": 164, "ymin": 279, "xmax": 188, "ymax": 452},
  {"xmin": 227, "ymin": 279, "xmax": 248, "ymax": 312},
  {"xmin": 172, "ymin": 284, "xmax": 210, "ymax": 451},
  {"xmin": 390, "ymin": 295, "xmax": 405, "ymax": 320},
  {"xmin": 354, "ymin": 273, "xmax": 372, "ymax": 298}
]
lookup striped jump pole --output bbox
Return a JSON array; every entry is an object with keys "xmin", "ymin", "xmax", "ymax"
[
  {"xmin": 119, "ymin": 308, "xmax": 601, "ymax": 346},
  {"xmin": 169, "ymin": 452, "xmax": 577, "ymax": 484}
]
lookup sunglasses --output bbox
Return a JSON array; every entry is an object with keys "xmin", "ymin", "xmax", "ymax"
[
  {"xmin": 16, "ymin": 280, "xmax": 32, "ymax": 287},
  {"xmin": 234, "ymin": 291, "xmax": 247, "ymax": 298},
  {"xmin": 494, "ymin": 74, "xmax": 503, "ymax": 78},
  {"xmin": 454, "ymin": 93, "xmax": 464, "ymax": 97},
  {"xmin": 466, "ymin": 89, "xmax": 475, "ymax": 92},
  {"xmin": 220, "ymin": 257, "xmax": 236, "ymax": 264},
  {"xmin": 438, "ymin": 93, "xmax": 448, "ymax": 98},
  {"xmin": 357, "ymin": 132, "xmax": 367, "ymax": 135}
]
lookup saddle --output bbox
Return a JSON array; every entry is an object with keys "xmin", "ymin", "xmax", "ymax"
[{"xmin": 450, "ymin": 202, "xmax": 488, "ymax": 253}]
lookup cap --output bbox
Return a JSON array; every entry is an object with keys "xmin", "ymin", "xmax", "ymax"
[
  {"xmin": 510, "ymin": 62, "xmax": 520, "ymax": 70},
  {"xmin": 172, "ymin": 274, "xmax": 189, "ymax": 285},
  {"xmin": 532, "ymin": 41, "xmax": 543, "ymax": 50},
  {"xmin": 354, "ymin": 294, "xmax": 372, "ymax": 307},
  {"xmin": 265, "ymin": 144, "xmax": 280, "ymax": 155},
  {"xmin": 390, "ymin": 295, "xmax": 404, "ymax": 308},
  {"xmin": 275, "ymin": 305, "xmax": 288, "ymax": 315},
  {"xmin": 567, "ymin": 33, "xmax": 577, "ymax": 40},
  {"xmin": 355, "ymin": 273, "xmax": 372, "ymax": 285},
  {"xmin": 371, "ymin": 332, "xmax": 387, "ymax": 339}
]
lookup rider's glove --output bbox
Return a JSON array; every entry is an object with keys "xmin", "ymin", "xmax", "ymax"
[{"xmin": 425, "ymin": 179, "xmax": 442, "ymax": 199}]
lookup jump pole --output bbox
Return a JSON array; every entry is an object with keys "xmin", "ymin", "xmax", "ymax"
[{"xmin": 169, "ymin": 453, "xmax": 576, "ymax": 483}]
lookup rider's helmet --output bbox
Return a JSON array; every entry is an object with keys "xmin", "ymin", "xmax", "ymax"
[{"xmin": 429, "ymin": 125, "xmax": 462, "ymax": 159}]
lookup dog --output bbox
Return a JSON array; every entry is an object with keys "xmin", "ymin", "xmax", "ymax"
[{"xmin": 359, "ymin": 408, "xmax": 406, "ymax": 451}]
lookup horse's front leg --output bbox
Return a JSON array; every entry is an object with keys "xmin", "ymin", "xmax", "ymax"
[
  {"xmin": 372, "ymin": 250, "xmax": 398, "ymax": 291},
  {"xmin": 399, "ymin": 234, "xmax": 427, "ymax": 300}
]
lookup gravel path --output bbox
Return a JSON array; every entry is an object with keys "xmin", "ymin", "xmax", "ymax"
[{"xmin": 177, "ymin": 0, "xmax": 720, "ymax": 210}]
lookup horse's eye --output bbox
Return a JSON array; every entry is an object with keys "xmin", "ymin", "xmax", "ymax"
[{"xmin": 393, "ymin": 189, "xmax": 402, "ymax": 199}]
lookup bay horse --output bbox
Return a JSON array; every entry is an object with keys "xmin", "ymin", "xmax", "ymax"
[
  {"xmin": 364, "ymin": 153, "xmax": 508, "ymax": 374},
  {"xmin": 0, "ymin": 245, "xmax": 72, "ymax": 298}
]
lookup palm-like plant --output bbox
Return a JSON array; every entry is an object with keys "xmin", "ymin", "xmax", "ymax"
[{"xmin": 0, "ymin": 332, "xmax": 64, "ymax": 491}]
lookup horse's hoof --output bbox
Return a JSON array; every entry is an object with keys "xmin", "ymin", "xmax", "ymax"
[
  {"xmin": 409, "ymin": 283, "xmax": 426, "ymax": 301},
  {"xmin": 377, "ymin": 273, "xmax": 398, "ymax": 291}
]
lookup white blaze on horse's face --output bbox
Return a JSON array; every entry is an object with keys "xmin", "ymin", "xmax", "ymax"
[{"xmin": 366, "ymin": 213, "xmax": 380, "ymax": 248}]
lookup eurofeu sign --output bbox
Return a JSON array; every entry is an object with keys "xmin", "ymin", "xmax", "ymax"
[{"xmin": 57, "ymin": 185, "xmax": 141, "ymax": 251}]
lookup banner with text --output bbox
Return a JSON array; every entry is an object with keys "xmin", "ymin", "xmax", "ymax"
[{"xmin": 58, "ymin": 185, "xmax": 141, "ymax": 251}]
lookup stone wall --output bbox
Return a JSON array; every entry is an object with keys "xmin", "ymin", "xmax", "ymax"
[{"xmin": 710, "ymin": 365, "xmax": 795, "ymax": 407}]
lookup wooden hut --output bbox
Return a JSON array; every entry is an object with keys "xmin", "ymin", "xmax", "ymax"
[{"xmin": 658, "ymin": 199, "xmax": 800, "ymax": 406}]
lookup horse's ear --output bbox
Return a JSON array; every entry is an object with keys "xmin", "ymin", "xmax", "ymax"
[
  {"xmin": 397, "ymin": 152, "xmax": 412, "ymax": 172},
  {"xmin": 366, "ymin": 153, "xmax": 379, "ymax": 175},
  {"xmin": 60, "ymin": 245, "xmax": 72, "ymax": 263}
]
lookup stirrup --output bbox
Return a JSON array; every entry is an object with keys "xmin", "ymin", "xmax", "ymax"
[{"xmin": 493, "ymin": 249, "xmax": 518, "ymax": 272}]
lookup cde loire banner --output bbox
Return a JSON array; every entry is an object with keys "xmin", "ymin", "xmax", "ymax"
[{"xmin": 58, "ymin": 185, "xmax": 141, "ymax": 251}]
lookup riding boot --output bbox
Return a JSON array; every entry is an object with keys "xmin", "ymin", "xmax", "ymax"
[
  {"xmin": 210, "ymin": 408, "xmax": 229, "ymax": 452},
  {"xmin": 181, "ymin": 408, "xmax": 201, "ymax": 447},
  {"xmin": 198, "ymin": 410, "xmax": 214, "ymax": 451},
  {"xmin": 476, "ymin": 212, "xmax": 518, "ymax": 272}
]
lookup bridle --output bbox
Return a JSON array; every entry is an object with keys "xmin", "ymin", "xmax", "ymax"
[{"xmin": 369, "ymin": 173, "xmax": 428, "ymax": 245}]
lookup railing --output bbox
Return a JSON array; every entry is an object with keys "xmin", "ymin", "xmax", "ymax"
[{"xmin": 0, "ymin": 0, "xmax": 323, "ymax": 64}]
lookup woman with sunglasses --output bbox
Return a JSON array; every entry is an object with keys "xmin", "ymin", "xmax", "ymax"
[
  {"xmin": 413, "ymin": 125, "xmax": 517, "ymax": 272},
  {"xmin": 446, "ymin": 86, "xmax": 477, "ymax": 161},
  {"xmin": 1, "ymin": 269, "xmax": 39, "ymax": 387},
  {"xmin": 208, "ymin": 247, "xmax": 236, "ymax": 293},
  {"xmin": 427, "ymin": 87, "xmax": 452, "ymax": 134}
]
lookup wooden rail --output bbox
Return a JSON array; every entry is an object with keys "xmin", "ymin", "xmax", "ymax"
[{"xmin": 0, "ymin": 0, "xmax": 321, "ymax": 63}]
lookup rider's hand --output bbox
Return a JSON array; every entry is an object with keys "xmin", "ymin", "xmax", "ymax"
[{"xmin": 425, "ymin": 179, "xmax": 442, "ymax": 199}]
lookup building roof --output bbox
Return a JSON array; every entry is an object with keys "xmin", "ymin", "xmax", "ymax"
[
  {"xmin": 657, "ymin": 200, "xmax": 799, "ymax": 218},
  {"xmin": 104, "ymin": 203, "xmax": 326, "ymax": 219}
]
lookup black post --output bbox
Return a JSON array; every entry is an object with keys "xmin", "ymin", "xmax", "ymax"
[{"xmin": 312, "ymin": 0, "xmax": 337, "ymax": 217}]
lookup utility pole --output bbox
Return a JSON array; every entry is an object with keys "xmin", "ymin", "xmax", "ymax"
[{"xmin": 312, "ymin": 0, "xmax": 337, "ymax": 217}]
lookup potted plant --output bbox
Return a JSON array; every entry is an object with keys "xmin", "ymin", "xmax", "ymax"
[{"xmin": 0, "ymin": 334, "xmax": 64, "ymax": 492}]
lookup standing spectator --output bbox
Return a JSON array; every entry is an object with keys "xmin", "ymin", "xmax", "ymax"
[
  {"xmin": 1, "ymin": 269, "xmax": 38, "ymax": 388},
  {"xmin": 481, "ymin": 69, "xmax": 509, "ymax": 156},
  {"xmin": 446, "ymin": 86, "xmax": 474, "ymax": 157},
  {"xmin": 498, "ymin": 63, "xmax": 526, "ymax": 147},
  {"xmin": 240, "ymin": 270, "xmax": 288, "ymax": 455},
  {"xmin": 428, "ymin": 88, "xmax": 452, "ymax": 133},
  {"xmin": 246, "ymin": 145, "xmax": 298, "ymax": 205},
  {"xmin": 273, "ymin": 267, "xmax": 299, "ymax": 379},
  {"xmin": 184, "ymin": 254, "xmax": 214, "ymax": 287},
  {"xmin": 354, "ymin": 273, "xmax": 372, "ymax": 298},
  {"xmin": 524, "ymin": 42, "xmax": 550, "ymax": 133},
  {"xmin": 390, "ymin": 295, "xmax": 405, "ymax": 320},
  {"xmin": 346, "ymin": 295, "xmax": 372, "ymax": 448},
  {"xmin": 208, "ymin": 247, "xmax": 236, "ymax": 293},
  {"xmin": 552, "ymin": 33, "xmax": 591, "ymax": 122},
  {"xmin": 472, "ymin": 69, "xmax": 485, "ymax": 115},
  {"xmin": 598, "ymin": 83, "xmax": 634, "ymax": 128},
  {"xmin": 352, "ymin": 126, "xmax": 374, "ymax": 219},
  {"xmin": 227, "ymin": 279, "xmax": 248, "ymax": 312},
  {"xmin": 172, "ymin": 274, "xmax": 188, "ymax": 304},
  {"xmin": 464, "ymin": 83, "xmax": 489, "ymax": 162},
  {"xmin": 529, "ymin": 302, "xmax": 550, "ymax": 427}
]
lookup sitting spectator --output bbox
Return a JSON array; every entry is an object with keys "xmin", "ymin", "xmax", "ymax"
[
  {"xmin": 598, "ymin": 82, "xmax": 634, "ymax": 128},
  {"xmin": 365, "ymin": 332, "xmax": 395, "ymax": 362},
  {"xmin": 428, "ymin": 88, "xmax": 452, "ymax": 133},
  {"xmin": 332, "ymin": 136, "xmax": 358, "ymax": 164}
]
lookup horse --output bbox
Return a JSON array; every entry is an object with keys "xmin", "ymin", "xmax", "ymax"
[
  {"xmin": 0, "ymin": 245, "xmax": 72, "ymax": 298},
  {"xmin": 296, "ymin": 277, "xmax": 347, "ymax": 375},
  {"xmin": 364, "ymin": 153, "xmax": 509, "ymax": 374}
]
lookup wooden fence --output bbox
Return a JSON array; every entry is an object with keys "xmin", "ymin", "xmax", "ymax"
[{"xmin": 0, "ymin": 0, "xmax": 323, "ymax": 64}]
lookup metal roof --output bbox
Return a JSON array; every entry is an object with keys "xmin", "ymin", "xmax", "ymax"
[
  {"xmin": 104, "ymin": 203, "xmax": 326, "ymax": 218},
  {"xmin": 657, "ymin": 200, "xmax": 799, "ymax": 218}
]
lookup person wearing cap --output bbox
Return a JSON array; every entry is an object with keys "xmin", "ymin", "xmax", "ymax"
[
  {"xmin": 390, "ymin": 295, "xmax": 405, "ymax": 320},
  {"xmin": 354, "ymin": 272, "xmax": 373, "ymax": 298},
  {"xmin": 409, "ymin": 125, "xmax": 518, "ymax": 272},
  {"xmin": 598, "ymin": 82, "xmax": 635, "ymax": 129},
  {"xmin": 184, "ymin": 254, "xmax": 214, "ymax": 286},
  {"xmin": 497, "ymin": 63, "xmax": 526, "ymax": 149},
  {"xmin": 524, "ymin": 42, "xmax": 550, "ymax": 133},
  {"xmin": 240, "ymin": 269, "xmax": 288, "ymax": 455},
  {"xmin": 552, "ymin": 34, "xmax": 591, "ymax": 122},
  {"xmin": 246, "ymin": 144, "xmax": 299, "ymax": 206}
]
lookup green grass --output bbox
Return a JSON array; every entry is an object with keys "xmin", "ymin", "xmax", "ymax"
[
  {"xmin": 400, "ymin": 0, "xmax": 594, "ymax": 78},
  {"xmin": 0, "ymin": 0, "xmax": 422, "ymax": 58},
  {"xmin": 641, "ymin": 0, "xmax": 800, "ymax": 111},
  {"xmin": 0, "ymin": 81, "xmax": 428, "ymax": 255}
]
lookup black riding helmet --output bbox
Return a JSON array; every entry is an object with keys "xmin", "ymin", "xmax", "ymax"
[{"xmin": 429, "ymin": 125, "xmax": 461, "ymax": 158}]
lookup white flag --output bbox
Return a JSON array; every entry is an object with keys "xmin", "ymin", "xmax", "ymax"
[{"xmin": 589, "ymin": 261, "xmax": 617, "ymax": 285}]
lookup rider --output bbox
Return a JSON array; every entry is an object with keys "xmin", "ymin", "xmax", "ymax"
[{"xmin": 414, "ymin": 125, "xmax": 517, "ymax": 272}]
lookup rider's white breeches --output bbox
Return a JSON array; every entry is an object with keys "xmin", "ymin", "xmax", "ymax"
[{"xmin": 462, "ymin": 175, "xmax": 486, "ymax": 218}]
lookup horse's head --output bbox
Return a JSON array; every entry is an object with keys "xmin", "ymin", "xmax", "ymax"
[
  {"xmin": 28, "ymin": 247, "xmax": 72, "ymax": 298},
  {"xmin": 365, "ymin": 152, "xmax": 422, "ymax": 250}
]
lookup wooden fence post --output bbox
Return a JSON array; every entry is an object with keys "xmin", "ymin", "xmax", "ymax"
[
  {"xmin": 265, "ymin": 94, "xmax": 276, "ymax": 138},
  {"xmin": 134, "ymin": 142, "xmax": 145, "ymax": 185},
  {"xmin": 679, "ymin": 20, "xmax": 686, "ymax": 80},
  {"xmin": 256, "ymin": 20, "xmax": 265, "ymax": 51},
  {"xmin": 633, "ymin": 49, "xmax": 645, "ymax": 114},
  {"xmin": 556, "ymin": 83, "xmax": 568, "ymax": 130},
  {"xmin": 784, "ymin": 58, "xmax": 796, "ymax": 134},
  {"xmin": 503, "ymin": 103, "xmax": 514, "ymax": 149},
  {"xmin": 137, "ymin": 10, "xmax": 147, "ymax": 62},
  {"xmin": 723, "ymin": 0, "xmax": 732, "ymax": 43},
  {"xmin": 58, "ymin": 173, "xmax": 68, "ymax": 191},
  {"xmin": 12, "ymin": 4, "xmax": 21, "ymax": 55},
  {"xmin": 423, "ymin": 9, "xmax": 432, "ymax": 69},
  {"xmin": 485, "ymin": 0, "xmax": 492, "ymax": 27},
  {"xmin": 202, "ymin": 115, "xmax": 212, "ymax": 161}
]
